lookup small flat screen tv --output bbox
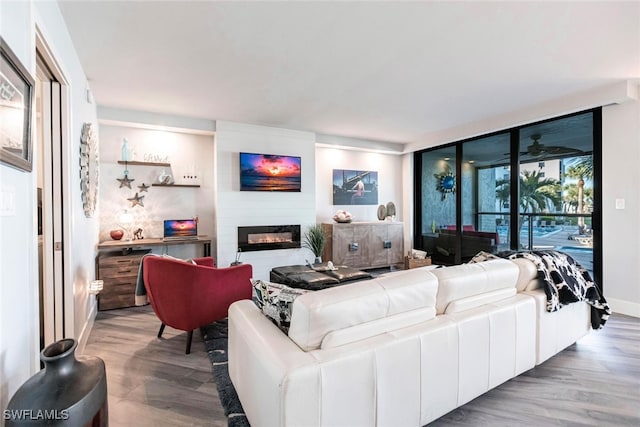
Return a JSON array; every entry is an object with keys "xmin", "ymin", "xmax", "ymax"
[{"xmin": 240, "ymin": 152, "xmax": 301, "ymax": 192}]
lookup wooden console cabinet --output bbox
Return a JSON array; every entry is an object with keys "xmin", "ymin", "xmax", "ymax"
[
  {"xmin": 95, "ymin": 236, "xmax": 212, "ymax": 310},
  {"xmin": 322, "ymin": 221, "xmax": 404, "ymax": 269},
  {"xmin": 96, "ymin": 250, "xmax": 148, "ymax": 311}
]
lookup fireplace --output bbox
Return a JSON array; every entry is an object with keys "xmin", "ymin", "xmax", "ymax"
[{"xmin": 238, "ymin": 225, "xmax": 301, "ymax": 252}]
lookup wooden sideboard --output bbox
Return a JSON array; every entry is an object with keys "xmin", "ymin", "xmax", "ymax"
[
  {"xmin": 322, "ymin": 221, "xmax": 404, "ymax": 270},
  {"xmin": 95, "ymin": 236, "xmax": 211, "ymax": 310}
]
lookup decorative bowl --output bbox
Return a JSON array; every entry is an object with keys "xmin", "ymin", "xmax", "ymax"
[
  {"xmin": 333, "ymin": 217, "xmax": 352, "ymax": 223},
  {"xmin": 109, "ymin": 229, "xmax": 124, "ymax": 240},
  {"xmin": 333, "ymin": 209, "xmax": 353, "ymax": 223}
]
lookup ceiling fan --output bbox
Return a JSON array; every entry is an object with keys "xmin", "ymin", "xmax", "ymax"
[{"xmin": 520, "ymin": 134, "xmax": 584, "ymax": 158}]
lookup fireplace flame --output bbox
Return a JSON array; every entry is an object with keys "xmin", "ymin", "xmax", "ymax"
[{"xmin": 248, "ymin": 232, "xmax": 293, "ymax": 245}]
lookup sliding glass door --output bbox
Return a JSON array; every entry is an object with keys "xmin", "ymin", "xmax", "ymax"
[
  {"xmin": 416, "ymin": 145, "xmax": 458, "ymax": 264},
  {"xmin": 461, "ymin": 133, "xmax": 511, "ymax": 258},
  {"xmin": 517, "ymin": 113, "xmax": 596, "ymax": 274},
  {"xmin": 414, "ymin": 110, "xmax": 601, "ymax": 286}
]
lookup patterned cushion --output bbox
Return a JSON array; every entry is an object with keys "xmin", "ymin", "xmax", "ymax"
[{"xmin": 252, "ymin": 279, "xmax": 310, "ymax": 333}]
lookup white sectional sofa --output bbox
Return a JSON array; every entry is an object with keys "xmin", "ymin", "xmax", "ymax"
[{"xmin": 228, "ymin": 258, "xmax": 591, "ymax": 427}]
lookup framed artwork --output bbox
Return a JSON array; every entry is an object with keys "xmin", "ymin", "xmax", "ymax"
[
  {"xmin": 240, "ymin": 152, "xmax": 301, "ymax": 192},
  {"xmin": 332, "ymin": 169, "xmax": 378, "ymax": 205},
  {"xmin": 0, "ymin": 36, "xmax": 35, "ymax": 172}
]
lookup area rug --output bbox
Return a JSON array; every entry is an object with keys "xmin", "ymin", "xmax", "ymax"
[{"xmin": 201, "ymin": 319, "xmax": 251, "ymax": 427}]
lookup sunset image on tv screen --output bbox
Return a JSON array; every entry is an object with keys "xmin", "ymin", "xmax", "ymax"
[{"xmin": 240, "ymin": 153, "xmax": 301, "ymax": 192}]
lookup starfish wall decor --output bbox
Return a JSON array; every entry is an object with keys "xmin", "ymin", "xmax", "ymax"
[
  {"xmin": 137, "ymin": 183, "xmax": 149, "ymax": 192},
  {"xmin": 127, "ymin": 192, "xmax": 144, "ymax": 207},
  {"xmin": 117, "ymin": 173, "xmax": 135, "ymax": 188}
]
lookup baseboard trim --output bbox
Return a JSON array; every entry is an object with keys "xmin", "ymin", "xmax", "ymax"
[
  {"xmin": 77, "ymin": 299, "xmax": 98, "ymax": 355},
  {"xmin": 607, "ymin": 297, "xmax": 640, "ymax": 318}
]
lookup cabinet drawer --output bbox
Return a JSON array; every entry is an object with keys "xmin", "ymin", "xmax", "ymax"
[
  {"xmin": 98, "ymin": 265, "xmax": 139, "ymax": 278},
  {"xmin": 98, "ymin": 292, "xmax": 135, "ymax": 311},
  {"xmin": 102, "ymin": 281, "xmax": 136, "ymax": 296},
  {"xmin": 100, "ymin": 282, "xmax": 136, "ymax": 310},
  {"xmin": 98, "ymin": 255, "xmax": 144, "ymax": 268},
  {"xmin": 102, "ymin": 276, "xmax": 137, "ymax": 287}
]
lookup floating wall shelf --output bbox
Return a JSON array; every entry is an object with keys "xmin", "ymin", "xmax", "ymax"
[
  {"xmin": 117, "ymin": 160, "xmax": 171, "ymax": 167},
  {"xmin": 152, "ymin": 183, "xmax": 200, "ymax": 188}
]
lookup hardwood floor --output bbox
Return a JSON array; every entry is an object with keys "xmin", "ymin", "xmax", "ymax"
[
  {"xmin": 84, "ymin": 307, "xmax": 640, "ymax": 426},
  {"xmin": 431, "ymin": 314, "xmax": 640, "ymax": 426},
  {"xmin": 83, "ymin": 306, "xmax": 225, "ymax": 427}
]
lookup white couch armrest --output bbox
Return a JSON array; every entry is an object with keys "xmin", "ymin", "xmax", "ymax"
[
  {"xmin": 522, "ymin": 289, "xmax": 590, "ymax": 365},
  {"xmin": 228, "ymin": 300, "xmax": 320, "ymax": 427}
]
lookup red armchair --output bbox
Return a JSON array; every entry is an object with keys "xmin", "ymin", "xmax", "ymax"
[{"xmin": 142, "ymin": 256, "xmax": 252, "ymax": 354}]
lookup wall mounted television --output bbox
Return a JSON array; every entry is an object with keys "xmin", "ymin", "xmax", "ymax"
[{"xmin": 240, "ymin": 152, "xmax": 301, "ymax": 192}]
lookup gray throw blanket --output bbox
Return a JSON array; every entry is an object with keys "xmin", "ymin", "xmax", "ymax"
[{"xmin": 135, "ymin": 253, "xmax": 161, "ymax": 306}]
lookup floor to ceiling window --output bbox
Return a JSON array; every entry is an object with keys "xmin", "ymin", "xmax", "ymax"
[
  {"xmin": 414, "ymin": 109, "xmax": 601, "ymax": 287},
  {"xmin": 461, "ymin": 133, "xmax": 511, "ymax": 257}
]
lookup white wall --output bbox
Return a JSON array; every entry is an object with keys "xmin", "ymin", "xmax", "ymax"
[
  {"xmin": 0, "ymin": 0, "xmax": 98, "ymax": 413},
  {"xmin": 401, "ymin": 153, "xmax": 414, "ymax": 250},
  {"xmin": 98, "ymin": 124, "xmax": 215, "ymax": 259},
  {"xmin": 215, "ymin": 121, "xmax": 316, "ymax": 279},
  {"xmin": 602, "ymin": 100, "xmax": 640, "ymax": 316},
  {"xmin": 315, "ymin": 147, "xmax": 405, "ymax": 224},
  {"xmin": 0, "ymin": 1, "xmax": 37, "ymax": 414}
]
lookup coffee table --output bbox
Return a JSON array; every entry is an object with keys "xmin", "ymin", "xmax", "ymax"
[{"xmin": 270, "ymin": 263, "xmax": 372, "ymax": 291}]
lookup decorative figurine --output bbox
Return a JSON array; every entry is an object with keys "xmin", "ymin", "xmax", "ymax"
[
  {"xmin": 133, "ymin": 228, "xmax": 144, "ymax": 240},
  {"xmin": 158, "ymin": 169, "xmax": 173, "ymax": 185}
]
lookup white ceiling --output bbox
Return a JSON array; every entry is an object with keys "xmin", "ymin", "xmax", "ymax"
[{"xmin": 57, "ymin": 1, "xmax": 640, "ymax": 146}]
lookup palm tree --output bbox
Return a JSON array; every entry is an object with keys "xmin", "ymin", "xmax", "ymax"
[
  {"xmin": 563, "ymin": 183, "xmax": 593, "ymax": 214},
  {"xmin": 518, "ymin": 170, "xmax": 562, "ymax": 213},
  {"xmin": 496, "ymin": 181, "xmax": 510, "ymax": 212},
  {"xmin": 496, "ymin": 170, "xmax": 561, "ymax": 234},
  {"xmin": 565, "ymin": 156, "xmax": 593, "ymax": 232},
  {"xmin": 496, "ymin": 170, "xmax": 561, "ymax": 213}
]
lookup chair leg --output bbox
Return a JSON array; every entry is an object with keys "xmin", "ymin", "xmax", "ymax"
[
  {"xmin": 185, "ymin": 330, "xmax": 193, "ymax": 354},
  {"xmin": 157, "ymin": 323, "xmax": 166, "ymax": 338}
]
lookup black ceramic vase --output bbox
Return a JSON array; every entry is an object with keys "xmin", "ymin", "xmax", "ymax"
[{"xmin": 5, "ymin": 338, "xmax": 108, "ymax": 426}]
